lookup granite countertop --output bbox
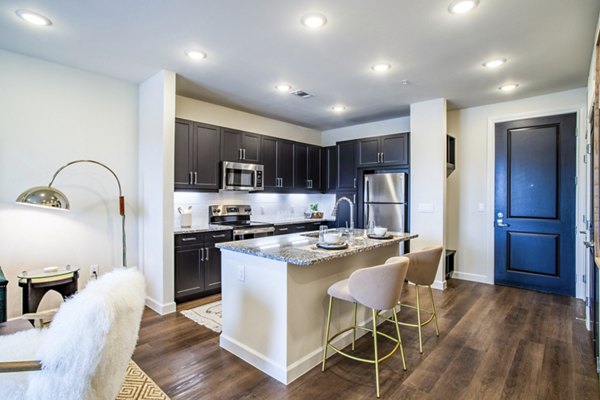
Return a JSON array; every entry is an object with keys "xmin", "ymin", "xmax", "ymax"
[
  {"xmin": 263, "ymin": 218, "xmax": 334, "ymax": 226},
  {"xmin": 216, "ymin": 229, "xmax": 418, "ymax": 266},
  {"xmin": 174, "ymin": 224, "xmax": 233, "ymax": 235}
]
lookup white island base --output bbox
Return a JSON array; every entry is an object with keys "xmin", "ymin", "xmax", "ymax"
[{"xmin": 219, "ymin": 244, "xmax": 400, "ymax": 385}]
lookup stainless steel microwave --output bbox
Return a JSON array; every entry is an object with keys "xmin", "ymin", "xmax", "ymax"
[{"xmin": 222, "ymin": 161, "xmax": 264, "ymax": 191}]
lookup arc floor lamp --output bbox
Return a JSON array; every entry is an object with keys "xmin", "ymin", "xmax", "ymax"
[{"xmin": 16, "ymin": 160, "xmax": 127, "ymax": 267}]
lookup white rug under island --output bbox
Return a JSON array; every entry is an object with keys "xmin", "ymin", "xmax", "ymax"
[{"xmin": 216, "ymin": 229, "xmax": 417, "ymax": 385}]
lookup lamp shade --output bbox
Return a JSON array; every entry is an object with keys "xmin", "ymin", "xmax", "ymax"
[{"xmin": 16, "ymin": 186, "xmax": 70, "ymax": 210}]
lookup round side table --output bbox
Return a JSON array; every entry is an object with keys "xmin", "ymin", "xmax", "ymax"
[{"xmin": 17, "ymin": 266, "xmax": 80, "ymax": 314}]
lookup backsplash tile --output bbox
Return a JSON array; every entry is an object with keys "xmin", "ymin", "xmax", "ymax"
[{"xmin": 174, "ymin": 191, "xmax": 336, "ymax": 227}]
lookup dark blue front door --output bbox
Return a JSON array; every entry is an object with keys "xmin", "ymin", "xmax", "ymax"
[{"xmin": 495, "ymin": 113, "xmax": 576, "ymax": 296}]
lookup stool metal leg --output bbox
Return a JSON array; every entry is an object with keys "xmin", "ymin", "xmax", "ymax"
[
  {"xmin": 321, "ymin": 296, "xmax": 334, "ymax": 372},
  {"xmin": 352, "ymin": 303, "xmax": 358, "ymax": 351},
  {"xmin": 372, "ymin": 308, "xmax": 381, "ymax": 398},
  {"xmin": 391, "ymin": 306, "xmax": 407, "ymax": 370},
  {"xmin": 415, "ymin": 285, "xmax": 423, "ymax": 353},
  {"xmin": 428, "ymin": 285, "xmax": 439, "ymax": 336}
]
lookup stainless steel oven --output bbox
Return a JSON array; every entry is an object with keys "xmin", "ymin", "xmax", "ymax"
[
  {"xmin": 222, "ymin": 161, "xmax": 264, "ymax": 191},
  {"xmin": 209, "ymin": 205, "xmax": 274, "ymax": 240}
]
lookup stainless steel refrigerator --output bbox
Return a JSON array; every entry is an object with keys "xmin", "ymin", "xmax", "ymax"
[{"xmin": 363, "ymin": 172, "xmax": 407, "ymax": 232}]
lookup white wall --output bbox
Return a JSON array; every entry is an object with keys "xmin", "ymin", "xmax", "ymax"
[
  {"xmin": 0, "ymin": 49, "xmax": 139, "ymax": 318},
  {"xmin": 447, "ymin": 88, "xmax": 587, "ymax": 292},
  {"xmin": 321, "ymin": 116, "xmax": 410, "ymax": 146},
  {"xmin": 139, "ymin": 70, "xmax": 177, "ymax": 315},
  {"xmin": 176, "ymin": 96, "xmax": 322, "ymax": 145},
  {"xmin": 410, "ymin": 99, "xmax": 448, "ymax": 289}
]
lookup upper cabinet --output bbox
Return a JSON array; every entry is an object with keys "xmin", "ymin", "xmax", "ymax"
[
  {"xmin": 221, "ymin": 128, "xmax": 261, "ymax": 163},
  {"xmin": 337, "ymin": 140, "xmax": 358, "ymax": 191},
  {"xmin": 294, "ymin": 143, "xmax": 322, "ymax": 191},
  {"xmin": 357, "ymin": 133, "xmax": 408, "ymax": 167},
  {"xmin": 262, "ymin": 136, "xmax": 294, "ymax": 190},
  {"xmin": 174, "ymin": 118, "xmax": 220, "ymax": 191},
  {"xmin": 323, "ymin": 146, "xmax": 337, "ymax": 193}
]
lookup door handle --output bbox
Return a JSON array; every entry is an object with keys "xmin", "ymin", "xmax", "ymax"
[
  {"xmin": 496, "ymin": 219, "xmax": 510, "ymax": 227},
  {"xmin": 200, "ymin": 247, "xmax": 205, "ymax": 262},
  {"xmin": 584, "ymin": 241, "xmax": 595, "ymax": 249},
  {"xmin": 205, "ymin": 247, "xmax": 209, "ymax": 261}
]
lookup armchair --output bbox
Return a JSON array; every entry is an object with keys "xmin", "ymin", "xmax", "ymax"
[{"xmin": 0, "ymin": 267, "xmax": 146, "ymax": 400}]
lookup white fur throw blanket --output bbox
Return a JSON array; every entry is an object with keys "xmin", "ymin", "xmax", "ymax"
[{"xmin": 0, "ymin": 267, "xmax": 146, "ymax": 400}]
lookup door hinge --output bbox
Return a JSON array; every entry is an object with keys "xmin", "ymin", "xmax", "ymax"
[
  {"xmin": 586, "ymin": 296, "xmax": 590, "ymax": 307},
  {"xmin": 587, "ymin": 143, "xmax": 592, "ymax": 154},
  {"xmin": 597, "ymin": 356, "xmax": 600, "ymax": 374},
  {"xmin": 584, "ymin": 154, "xmax": 588, "ymax": 164}
]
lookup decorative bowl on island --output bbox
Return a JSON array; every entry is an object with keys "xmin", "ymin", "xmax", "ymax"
[
  {"xmin": 323, "ymin": 232, "xmax": 343, "ymax": 244},
  {"xmin": 373, "ymin": 227, "xmax": 388, "ymax": 236}
]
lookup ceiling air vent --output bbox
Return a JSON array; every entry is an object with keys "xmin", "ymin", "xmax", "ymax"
[{"xmin": 290, "ymin": 89, "xmax": 314, "ymax": 99}]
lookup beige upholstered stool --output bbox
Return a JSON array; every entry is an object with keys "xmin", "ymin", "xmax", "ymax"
[
  {"xmin": 387, "ymin": 245, "xmax": 444, "ymax": 353},
  {"xmin": 321, "ymin": 258, "xmax": 410, "ymax": 398}
]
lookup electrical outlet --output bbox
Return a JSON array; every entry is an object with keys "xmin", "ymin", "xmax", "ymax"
[
  {"xmin": 237, "ymin": 265, "xmax": 245, "ymax": 282},
  {"xmin": 90, "ymin": 265, "xmax": 99, "ymax": 279}
]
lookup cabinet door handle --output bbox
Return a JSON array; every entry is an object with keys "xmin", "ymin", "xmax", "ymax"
[
  {"xmin": 280, "ymin": 177, "xmax": 284, "ymax": 187},
  {"xmin": 296, "ymin": 226, "xmax": 305, "ymax": 229},
  {"xmin": 353, "ymin": 194, "xmax": 356, "ymax": 204},
  {"xmin": 239, "ymin": 148, "xmax": 243, "ymax": 159},
  {"xmin": 353, "ymin": 178, "xmax": 357, "ymax": 188},
  {"xmin": 212, "ymin": 234, "xmax": 226, "ymax": 238},
  {"xmin": 181, "ymin": 237, "xmax": 197, "ymax": 242},
  {"xmin": 189, "ymin": 171, "xmax": 193, "ymax": 184},
  {"xmin": 243, "ymin": 148, "xmax": 246, "ymax": 159},
  {"xmin": 205, "ymin": 247, "xmax": 209, "ymax": 261},
  {"xmin": 200, "ymin": 247, "xmax": 205, "ymax": 262},
  {"xmin": 381, "ymin": 152, "xmax": 384, "ymax": 163},
  {"xmin": 194, "ymin": 171, "xmax": 198, "ymax": 185},
  {"xmin": 279, "ymin": 227, "xmax": 288, "ymax": 231}
]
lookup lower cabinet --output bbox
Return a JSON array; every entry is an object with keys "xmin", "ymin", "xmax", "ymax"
[{"xmin": 174, "ymin": 230, "xmax": 232, "ymax": 302}]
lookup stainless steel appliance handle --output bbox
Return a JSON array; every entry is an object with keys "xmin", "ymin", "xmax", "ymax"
[
  {"xmin": 205, "ymin": 247, "xmax": 209, "ymax": 261},
  {"xmin": 200, "ymin": 247, "xmax": 205, "ymax": 262},
  {"xmin": 233, "ymin": 226, "xmax": 275, "ymax": 236}
]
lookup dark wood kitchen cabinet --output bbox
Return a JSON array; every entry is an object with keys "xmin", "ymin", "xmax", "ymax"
[
  {"xmin": 273, "ymin": 221, "xmax": 323, "ymax": 235},
  {"xmin": 174, "ymin": 118, "xmax": 220, "ymax": 191},
  {"xmin": 357, "ymin": 133, "xmax": 408, "ymax": 167},
  {"xmin": 337, "ymin": 140, "xmax": 358, "ymax": 191},
  {"xmin": 323, "ymin": 146, "xmax": 337, "ymax": 193},
  {"xmin": 174, "ymin": 230, "xmax": 232, "ymax": 302},
  {"xmin": 221, "ymin": 128, "xmax": 261, "ymax": 163},
  {"xmin": 294, "ymin": 143, "xmax": 322, "ymax": 191},
  {"xmin": 262, "ymin": 136, "xmax": 294, "ymax": 190}
]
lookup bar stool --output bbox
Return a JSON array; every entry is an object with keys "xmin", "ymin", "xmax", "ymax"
[
  {"xmin": 321, "ymin": 257, "xmax": 410, "ymax": 398},
  {"xmin": 387, "ymin": 245, "xmax": 444, "ymax": 353}
]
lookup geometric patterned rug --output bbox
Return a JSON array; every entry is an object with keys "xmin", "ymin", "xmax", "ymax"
[
  {"xmin": 116, "ymin": 360, "xmax": 170, "ymax": 400},
  {"xmin": 181, "ymin": 300, "xmax": 222, "ymax": 333}
]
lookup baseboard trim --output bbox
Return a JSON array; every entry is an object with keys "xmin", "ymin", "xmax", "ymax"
[
  {"xmin": 432, "ymin": 280, "xmax": 447, "ymax": 291},
  {"xmin": 451, "ymin": 271, "xmax": 491, "ymax": 284},
  {"xmin": 145, "ymin": 297, "xmax": 176, "ymax": 315},
  {"xmin": 220, "ymin": 310, "xmax": 393, "ymax": 385}
]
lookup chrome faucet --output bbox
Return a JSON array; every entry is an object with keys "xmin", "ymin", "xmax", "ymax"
[{"xmin": 331, "ymin": 196, "xmax": 354, "ymax": 231}]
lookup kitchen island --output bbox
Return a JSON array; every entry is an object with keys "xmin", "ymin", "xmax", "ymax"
[{"xmin": 216, "ymin": 229, "xmax": 417, "ymax": 384}]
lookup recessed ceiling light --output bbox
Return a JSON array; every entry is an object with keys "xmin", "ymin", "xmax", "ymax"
[
  {"xmin": 499, "ymin": 83, "xmax": 519, "ymax": 92},
  {"xmin": 185, "ymin": 50, "xmax": 207, "ymax": 60},
  {"xmin": 275, "ymin": 84, "xmax": 292, "ymax": 92},
  {"xmin": 448, "ymin": 0, "xmax": 479, "ymax": 14},
  {"xmin": 371, "ymin": 63, "xmax": 392, "ymax": 73},
  {"xmin": 15, "ymin": 9, "xmax": 52, "ymax": 26},
  {"xmin": 301, "ymin": 13, "xmax": 327, "ymax": 29},
  {"xmin": 331, "ymin": 105, "xmax": 346, "ymax": 112},
  {"xmin": 483, "ymin": 58, "xmax": 507, "ymax": 68}
]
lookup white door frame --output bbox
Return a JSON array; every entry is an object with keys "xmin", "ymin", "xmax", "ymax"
[{"xmin": 485, "ymin": 106, "xmax": 587, "ymax": 299}]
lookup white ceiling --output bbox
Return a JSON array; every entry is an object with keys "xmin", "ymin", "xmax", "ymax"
[{"xmin": 0, "ymin": 0, "xmax": 598, "ymax": 130}]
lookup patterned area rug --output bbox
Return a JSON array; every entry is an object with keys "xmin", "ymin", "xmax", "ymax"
[
  {"xmin": 181, "ymin": 300, "xmax": 222, "ymax": 333},
  {"xmin": 117, "ymin": 360, "xmax": 170, "ymax": 400}
]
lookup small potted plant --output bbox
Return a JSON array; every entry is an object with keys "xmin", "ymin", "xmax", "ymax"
[{"xmin": 310, "ymin": 203, "xmax": 323, "ymax": 219}]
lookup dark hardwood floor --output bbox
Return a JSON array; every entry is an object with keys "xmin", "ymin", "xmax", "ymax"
[{"xmin": 133, "ymin": 280, "xmax": 600, "ymax": 399}]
